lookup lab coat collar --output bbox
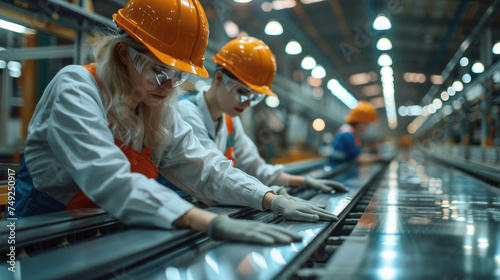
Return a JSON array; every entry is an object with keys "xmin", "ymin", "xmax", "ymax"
[{"xmin": 195, "ymin": 91, "xmax": 222, "ymax": 141}]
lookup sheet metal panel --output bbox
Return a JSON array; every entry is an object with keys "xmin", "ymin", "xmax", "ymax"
[{"xmin": 129, "ymin": 164, "xmax": 383, "ymax": 280}]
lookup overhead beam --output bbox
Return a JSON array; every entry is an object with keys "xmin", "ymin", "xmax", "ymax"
[
  {"xmin": 429, "ymin": 0, "xmax": 470, "ymax": 75},
  {"xmin": 20, "ymin": 34, "xmax": 38, "ymax": 139},
  {"xmin": 0, "ymin": 45, "xmax": 74, "ymax": 60},
  {"xmin": 0, "ymin": 5, "xmax": 76, "ymax": 40},
  {"xmin": 314, "ymin": 13, "xmax": 499, "ymax": 32},
  {"xmin": 328, "ymin": 0, "xmax": 368, "ymax": 71},
  {"xmin": 256, "ymin": 3, "xmax": 350, "ymax": 87},
  {"xmin": 418, "ymin": 0, "xmax": 500, "ymax": 109},
  {"xmin": 425, "ymin": 0, "xmax": 435, "ymax": 17},
  {"xmin": 292, "ymin": 0, "xmax": 346, "ymax": 70},
  {"xmin": 18, "ymin": 0, "xmax": 114, "ymax": 28},
  {"xmin": 459, "ymin": 1, "xmax": 481, "ymax": 37}
]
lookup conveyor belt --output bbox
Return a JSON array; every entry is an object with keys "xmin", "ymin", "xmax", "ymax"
[
  {"xmin": 0, "ymin": 159, "xmax": 333, "ymax": 262},
  {"xmin": 283, "ymin": 158, "xmax": 355, "ymax": 179},
  {"xmin": 0, "ymin": 158, "xmax": 357, "ymax": 279},
  {"xmin": 118, "ymin": 163, "xmax": 385, "ymax": 280},
  {"xmin": 0, "ymin": 209, "xmax": 119, "ymax": 255},
  {"xmin": 298, "ymin": 152, "xmax": 500, "ymax": 279},
  {"xmin": 424, "ymin": 147, "xmax": 500, "ymax": 187}
]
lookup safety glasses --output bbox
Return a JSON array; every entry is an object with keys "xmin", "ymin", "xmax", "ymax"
[
  {"xmin": 222, "ymin": 73, "xmax": 265, "ymax": 107},
  {"xmin": 128, "ymin": 46, "xmax": 190, "ymax": 87}
]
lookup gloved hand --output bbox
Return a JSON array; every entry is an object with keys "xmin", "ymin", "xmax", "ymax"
[
  {"xmin": 304, "ymin": 176, "xmax": 349, "ymax": 193},
  {"xmin": 207, "ymin": 214, "xmax": 302, "ymax": 244},
  {"xmin": 271, "ymin": 195, "xmax": 338, "ymax": 222},
  {"xmin": 270, "ymin": 185, "xmax": 326, "ymax": 208}
]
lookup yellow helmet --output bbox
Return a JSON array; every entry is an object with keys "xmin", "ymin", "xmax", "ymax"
[
  {"xmin": 213, "ymin": 37, "xmax": 277, "ymax": 97},
  {"xmin": 345, "ymin": 101, "xmax": 378, "ymax": 124},
  {"xmin": 113, "ymin": 0, "xmax": 209, "ymax": 78}
]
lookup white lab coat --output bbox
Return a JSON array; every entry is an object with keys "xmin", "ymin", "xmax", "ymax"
[
  {"xmin": 178, "ymin": 91, "xmax": 284, "ymax": 185},
  {"xmin": 24, "ymin": 65, "xmax": 270, "ymax": 230}
]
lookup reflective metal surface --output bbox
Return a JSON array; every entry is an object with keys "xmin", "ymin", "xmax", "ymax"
[
  {"xmin": 0, "ymin": 208, "xmax": 107, "ymax": 234},
  {"xmin": 130, "ymin": 164, "xmax": 382, "ymax": 280},
  {"xmin": 320, "ymin": 152, "xmax": 500, "ymax": 279},
  {"xmin": 0, "ymin": 206, "xmax": 248, "ymax": 280}
]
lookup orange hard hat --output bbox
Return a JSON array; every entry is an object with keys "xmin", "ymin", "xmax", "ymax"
[
  {"xmin": 213, "ymin": 37, "xmax": 278, "ymax": 97},
  {"xmin": 345, "ymin": 101, "xmax": 378, "ymax": 124},
  {"xmin": 113, "ymin": 0, "xmax": 209, "ymax": 78}
]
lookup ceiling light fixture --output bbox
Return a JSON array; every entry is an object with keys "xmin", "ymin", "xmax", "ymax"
[
  {"xmin": 301, "ymin": 56, "xmax": 317, "ymax": 70},
  {"xmin": 492, "ymin": 41, "xmax": 500, "ymax": 55},
  {"xmin": 433, "ymin": 99, "xmax": 442, "ymax": 110},
  {"xmin": 452, "ymin": 80, "xmax": 463, "ymax": 92},
  {"xmin": 312, "ymin": 118, "xmax": 325, "ymax": 131},
  {"xmin": 462, "ymin": 73, "xmax": 471, "ymax": 83},
  {"xmin": 471, "ymin": 61, "xmax": 484, "ymax": 73},
  {"xmin": 223, "ymin": 21, "xmax": 239, "ymax": 38},
  {"xmin": 327, "ymin": 79, "xmax": 358, "ymax": 109},
  {"xmin": 441, "ymin": 91, "xmax": 449, "ymax": 101},
  {"xmin": 373, "ymin": 15, "xmax": 391, "ymax": 30},
  {"xmin": 311, "ymin": 65, "xmax": 326, "ymax": 79},
  {"xmin": 459, "ymin": 57, "xmax": 469, "ymax": 67},
  {"xmin": 264, "ymin": 20, "xmax": 283, "ymax": 35},
  {"xmin": 349, "ymin": 73, "xmax": 371, "ymax": 85},
  {"xmin": 376, "ymin": 38, "xmax": 392, "ymax": 51},
  {"xmin": 285, "ymin": 40, "xmax": 302, "ymax": 55},
  {"xmin": 0, "ymin": 19, "xmax": 36, "ymax": 35},
  {"xmin": 378, "ymin": 54, "xmax": 392, "ymax": 66},
  {"xmin": 272, "ymin": 0, "xmax": 296, "ymax": 10},
  {"xmin": 265, "ymin": 96, "xmax": 280, "ymax": 108},
  {"xmin": 430, "ymin": 75, "xmax": 443, "ymax": 84},
  {"xmin": 261, "ymin": 2, "xmax": 273, "ymax": 12}
]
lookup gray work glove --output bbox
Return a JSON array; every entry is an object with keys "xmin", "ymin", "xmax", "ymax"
[
  {"xmin": 207, "ymin": 214, "xmax": 302, "ymax": 244},
  {"xmin": 270, "ymin": 185, "xmax": 326, "ymax": 208},
  {"xmin": 271, "ymin": 195, "xmax": 338, "ymax": 222},
  {"xmin": 304, "ymin": 176, "xmax": 349, "ymax": 193}
]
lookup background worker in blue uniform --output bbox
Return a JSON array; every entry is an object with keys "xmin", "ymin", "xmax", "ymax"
[
  {"xmin": 329, "ymin": 101, "xmax": 384, "ymax": 165},
  {"xmin": 6, "ymin": 0, "xmax": 340, "ymax": 245},
  {"xmin": 177, "ymin": 37, "xmax": 348, "ymax": 200}
]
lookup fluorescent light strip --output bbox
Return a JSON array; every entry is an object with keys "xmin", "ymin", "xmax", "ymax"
[
  {"xmin": 380, "ymin": 66, "xmax": 397, "ymax": 129},
  {"xmin": 327, "ymin": 79, "xmax": 358, "ymax": 109},
  {"xmin": 0, "ymin": 19, "xmax": 36, "ymax": 35}
]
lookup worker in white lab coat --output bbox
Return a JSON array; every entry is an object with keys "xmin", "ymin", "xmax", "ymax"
[
  {"xmin": 177, "ymin": 37, "xmax": 349, "ymax": 201},
  {"xmin": 10, "ymin": 0, "xmax": 338, "ymax": 244}
]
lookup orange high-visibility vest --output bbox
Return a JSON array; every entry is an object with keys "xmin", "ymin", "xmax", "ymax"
[
  {"xmin": 65, "ymin": 64, "xmax": 159, "ymax": 210},
  {"xmin": 224, "ymin": 114, "xmax": 236, "ymax": 166}
]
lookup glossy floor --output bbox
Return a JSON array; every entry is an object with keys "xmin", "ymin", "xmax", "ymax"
[{"xmin": 321, "ymin": 152, "xmax": 500, "ymax": 279}]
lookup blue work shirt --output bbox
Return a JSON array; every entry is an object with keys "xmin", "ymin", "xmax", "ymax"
[{"xmin": 328, "ymin": 125, "xmax": 361, "ymax": 165}]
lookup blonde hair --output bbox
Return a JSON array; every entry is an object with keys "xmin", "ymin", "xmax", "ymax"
[{"xmin": 90, "ymin": 31, "xmax": 182, "ymax": 163}]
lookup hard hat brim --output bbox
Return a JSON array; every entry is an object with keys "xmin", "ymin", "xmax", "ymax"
[
  {"xmin": 345, "ymin": 115, "xmax": 379, "ymax": 124},
  {"xmin": 212, "ymin": 56, "xmax": 277, "ymax": 98},
  {"xmin": 147, "ymin": 42, "xmax": 209, "ymax": 78}
]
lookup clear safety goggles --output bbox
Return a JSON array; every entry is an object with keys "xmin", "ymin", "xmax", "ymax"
[
  {"xmin": 222, "ymin": 73, "xmax": 265, "ymax": 106},
  {"xmin": 128, "ymin": 46, "xmax": 190, "ymax": 87}
]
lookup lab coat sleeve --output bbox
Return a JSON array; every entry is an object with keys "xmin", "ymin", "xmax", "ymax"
[
  {"xmin": 158, "ymin": 111, "xmax": 271, "ymax": 211},
  {"xmin": 231, "ymin": 118, "xmax": 284, "ymax": 185},
  {"xmin": 45, "ymin": 67, "xmax": 193, "ymax": 230}
]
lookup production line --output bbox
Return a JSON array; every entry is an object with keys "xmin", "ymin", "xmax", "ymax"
[
  {"xmin": 2, "ymin": 147, "xmax": 500, "ymax": 279},
  {"xmin": 1, "ymin": 0, "xmax": 500, "ymax": 279},
  {"xmin": 0, "ymin": 158, "xmax": 386, "ymax": 280},
  {"xmin": 315, "ymin": 152, "xmax": 500, "ymax": 279}
]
